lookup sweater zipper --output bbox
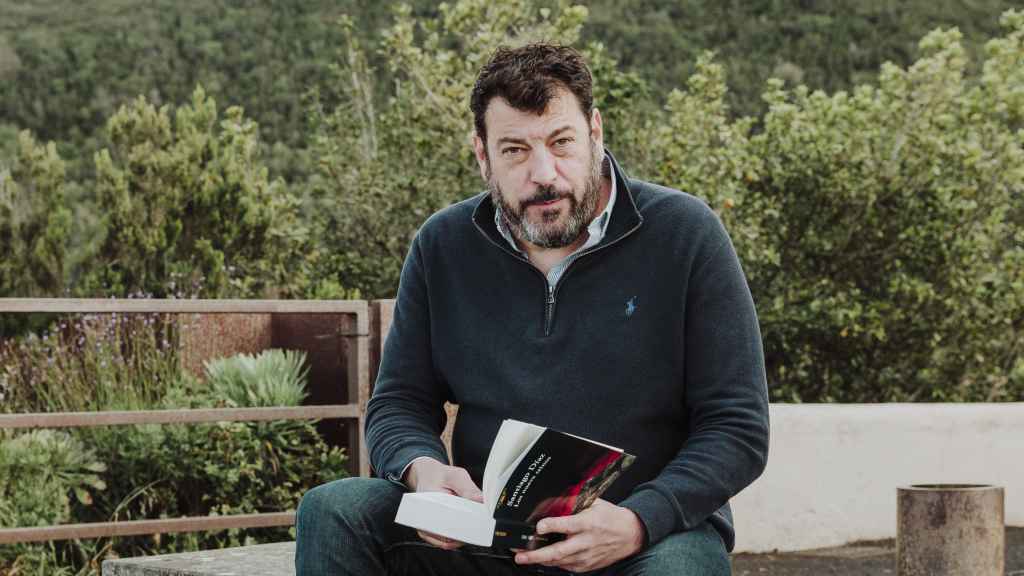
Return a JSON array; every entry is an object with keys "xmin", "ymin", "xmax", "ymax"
[
  {"xmin": 540, "ymin": 223, "xmax": 641, "ymax": 336},
  {"xmin": 544, "ymin": 285, "xmax": 556, "ymax": 335}
]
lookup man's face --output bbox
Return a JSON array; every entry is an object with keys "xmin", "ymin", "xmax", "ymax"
[{"xmin": 474, "ymin": 87, "xmax": 605, "ymax": 249}]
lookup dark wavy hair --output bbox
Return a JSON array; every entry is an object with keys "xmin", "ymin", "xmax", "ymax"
[{"xmin": 470, "ymin": 43, "xmax": 594, "ymax": 146}]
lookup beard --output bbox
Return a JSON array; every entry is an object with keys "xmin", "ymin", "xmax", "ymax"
[{"xmin": 489, "ymin": 142, "xmax": 604, "ymax": 249}]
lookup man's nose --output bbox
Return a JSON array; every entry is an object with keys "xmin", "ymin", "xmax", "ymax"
[{"xmin": 529, "ymin": 148, "xmax": 557, "ymax": 186}]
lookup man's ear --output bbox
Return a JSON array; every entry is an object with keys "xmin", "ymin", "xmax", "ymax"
[
  {"xmin": 590, "ymin": 108, "xmax": 604, "ymax": 150},
  {"xmin": 472, "ymin": 135, "xmax": 489, "ymax": 181}
]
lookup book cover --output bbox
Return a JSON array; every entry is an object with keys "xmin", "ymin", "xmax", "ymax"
[
  {"xmin": 394, "ymin": 419, "xmax": 635, "ymax": 549},
  {"xmin": 490, "ymin": 427, "xmax": 636, "ymax": 549}
]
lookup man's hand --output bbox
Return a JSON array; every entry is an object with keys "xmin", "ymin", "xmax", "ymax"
[
  {"xmin": 513, "ymin": 499, "xmax": 645, "ymax": 572},
  {"xmin": 404, "ymin": 457, "xmax": 484, "ymax": 550}
]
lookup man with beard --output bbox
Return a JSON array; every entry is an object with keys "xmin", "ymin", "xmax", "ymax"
[{"xmin": 295, "ymin": 43, "xmax": 769, "ymax": 575}]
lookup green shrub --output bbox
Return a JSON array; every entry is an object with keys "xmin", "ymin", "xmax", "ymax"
[
  {"xmin": 630, "ymin": 13, "xmax": 1024, "ymax": 402},
  {"xmin": 89, "ymin": 87, "xmax": 310, "ymax": 298},
  {"xmin": 203, "ymin": 349, "xmax": 309, "ymax": 408},
  {"xmin": 0, "ymin": 430, "xmax": 106, "ymax": 574},
  {"xmin": 73, "ymin": 349, "xmax": 347, "ymax": 563},
  {"xmin": 0, "ymin": 131, "xmax": 74, "ymax": 338},
  {"xmin": 74, "ymin": 413, "xmax": 346, "ymax": 561},
  {"xmin": 0, "ymin": 132, "xmax": 70, "ymax": 300},
  {"xmin": 1, "ymin": 319, "xmax": 348, "ymax": 574},
  {"xmin": 0, "ymin": 430, "xmax": 106, "ymax": 529}
]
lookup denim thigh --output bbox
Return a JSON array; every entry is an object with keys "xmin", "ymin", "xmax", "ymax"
[{"xmin": 294, "ymin": 477, "xmax": 569, "ymax": 576}]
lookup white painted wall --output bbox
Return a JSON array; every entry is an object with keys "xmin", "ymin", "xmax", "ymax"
[{"xmin": 731, "ymin": 403, "xmax": 1024, "ymax": 553}]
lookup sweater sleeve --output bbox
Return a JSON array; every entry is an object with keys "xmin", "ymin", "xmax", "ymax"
[
  {"xmin": 364, "ymin": 234, "xmax": 451, "ymax": 484},
  {"xmin": 619, "ymin": 215, "xmax": 770, "ymax": 549}
]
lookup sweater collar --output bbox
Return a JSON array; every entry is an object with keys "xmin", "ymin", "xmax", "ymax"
[{"xmin": 472, "ymin": 148, "xmax": 643, "ymax": 254}]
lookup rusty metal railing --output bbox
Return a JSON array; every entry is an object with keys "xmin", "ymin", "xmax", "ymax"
[{"xmin": 0, "ymin": 298, "xmax": 394, "ymax": 545}]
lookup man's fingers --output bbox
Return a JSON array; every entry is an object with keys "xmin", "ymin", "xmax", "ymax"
[
  {"xmin": 536, "ymin": 513, "xmax": 585, "ymax": 535},
  {"xmin": 447, "ymin": 468, "xmax": 484, "ymax": 503},
  {"xmin": 546, "ymin": 551, "xmax": 591, "ymax": 573},
  {"xmin": 417, "ymin": 530, "xmax": 465, "ymax": 550},
  {"xmin": 514, "ymin": 535, "xmax": 587, "ymax": 565},
  {"xmin": 416, "ymin": 530, "xmax": 447, "ymax": 547}
]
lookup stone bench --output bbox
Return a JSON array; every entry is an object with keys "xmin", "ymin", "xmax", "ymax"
[{"xmin": 102, "ymin": 541, "xmax": 295, "ymax": 576}]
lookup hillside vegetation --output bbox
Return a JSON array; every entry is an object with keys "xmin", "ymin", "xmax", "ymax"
[{"xmin": 1, "ymin": 1, "xmax": 1022, "ymax": 404}]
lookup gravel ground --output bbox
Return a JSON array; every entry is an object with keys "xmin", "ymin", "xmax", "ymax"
[{"xmin": 732, "ymin": 526, "xmax": 1023, "ymax": 575}]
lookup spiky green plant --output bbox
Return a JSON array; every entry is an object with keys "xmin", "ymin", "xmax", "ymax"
[
  {"xmin": 0, "ymin": 429, "xmax": 106, "ymax": 574},
  {"xmin": 203, "ymin": 349, "xmax": 309, "ymax": 408},
  {"xmin": 0, "ymin": 429, "xmax": 107, "ymax": 529}
]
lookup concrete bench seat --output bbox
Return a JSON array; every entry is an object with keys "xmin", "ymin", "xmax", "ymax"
[
  {"xmin": 102, "ymin": 541, "xmax": 295, "ymax": 576},
  {"xmin": 100, "ymin": 528, "xmax": 1024, "ymax": 575}
]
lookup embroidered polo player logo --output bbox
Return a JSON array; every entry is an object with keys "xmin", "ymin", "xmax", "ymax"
[{"xmin": 625, "ymin": 296, "xmax": 638, "ymax": 318}]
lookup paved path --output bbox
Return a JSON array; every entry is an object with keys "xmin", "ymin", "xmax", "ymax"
[{"xmin": 733, "ymin": 526, "xmax": 1023, "ymax": 575}]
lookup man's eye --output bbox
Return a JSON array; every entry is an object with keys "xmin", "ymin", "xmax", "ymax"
[
  {"xmin": 501, "ymin": 147, "xmax": 524, "ymax": 156},
  {"xmin": 555, "ymin": 138, "xmax": 574, "ymax": 147}
]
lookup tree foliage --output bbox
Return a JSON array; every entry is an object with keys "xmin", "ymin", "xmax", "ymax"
[
  {"xmin": 627, "ymin": 13, "xmax": 1024, "ymax": 402},
  {"xmin": 90, "ymin": 87, "xmax": 308, "ymax": 297},
  {"xmin": 0, "ymin": 0, "xmax": 1020, "ymax": 405},
  {"xmin": 308, "ymin": 0, "xmax": 638, "ymax": 297},
  {"xmin": 3, "ymin": 0, "xmax": 1015, "ymax": 158},
  {"xmin": 581, "ymin": 0, "xmax": 1019, "ymax": 118},
  {"xmin": 310, "ymin": 2, "xmax": 1024, "ymax": 402},
  {"xmin": 0, "ymin": 0, "xmax": 348, "ymax": 150},
  {"xmin": 0, "ymin": 132, "xmax": 71, "ymax": 297}
]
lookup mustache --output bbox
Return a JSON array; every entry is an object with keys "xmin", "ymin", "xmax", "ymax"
[{"xmin": 523, "ymin": 185, "xmax": 572, "ymax": 208}]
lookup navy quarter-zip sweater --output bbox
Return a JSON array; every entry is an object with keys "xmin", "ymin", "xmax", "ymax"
[{"xmin": 365, "ymin": 152, "xmax": 770, "ymax": 551}]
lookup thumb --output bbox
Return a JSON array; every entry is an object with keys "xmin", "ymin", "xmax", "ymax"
[{"xmin": 448, "ymin": 469, "xmax": 485, "ymax": 503}]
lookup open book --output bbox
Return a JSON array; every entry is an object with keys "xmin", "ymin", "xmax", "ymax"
[{"xmin": 394, "ymin": 418, "xmax": 635, "ymax": 549}]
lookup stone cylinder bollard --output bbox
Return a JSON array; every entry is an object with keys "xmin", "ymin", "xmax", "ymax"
[{"xmin": 897, "ymin": 484, "xmax": 1004, "ymax": 576}]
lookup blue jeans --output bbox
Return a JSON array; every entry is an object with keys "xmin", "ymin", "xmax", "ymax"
[{"xmin": 295, "ymin": 478, "xmax": 730, "ymax": 575}]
